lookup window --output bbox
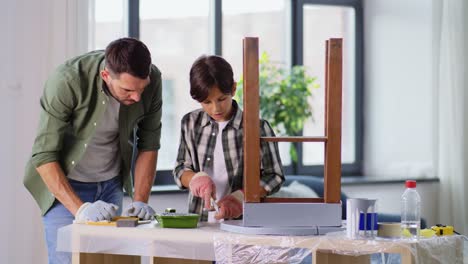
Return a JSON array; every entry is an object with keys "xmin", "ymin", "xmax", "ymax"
[
  {"xmin": 139, "ymin": 0, "xmax": 211, "ymax": 171},
  {"xmin": 222, "ymin": 0, "xmax": 288, "ymax": 80},
  {"xmin": 91, "ymin": 0, "xmax": 127, "ymax": 50},
  {"xmin": 295, "ymin": 0, "xmax": 363, "ymax": 176},
  {"xmin": 91, "ymin": 0, "xmax": 363, "ymax": 184},
  {"xmin": 222, "ymin": 0, "xmax": 293, "ymax": 168}
]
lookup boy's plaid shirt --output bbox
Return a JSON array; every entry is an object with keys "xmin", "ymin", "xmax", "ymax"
[{"xmin": 173, "ymin": 101, "xmax": 284, "ymax": 220}]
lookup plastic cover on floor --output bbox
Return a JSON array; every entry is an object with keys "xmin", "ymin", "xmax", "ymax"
[{"xmin": 213, "ymin": 231, "xmax": 468, "ymax": 264}]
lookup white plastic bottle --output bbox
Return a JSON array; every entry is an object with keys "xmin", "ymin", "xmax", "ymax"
[{"xmin": 401, "ymin": 180, "xmax": 421, "ymax": 240}]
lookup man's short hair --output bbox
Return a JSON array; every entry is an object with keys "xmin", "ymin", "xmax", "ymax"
[
  {"xmin": 189, "ymin": 55, "xmax": 234, "ymax": 102},
  {"xmin": 105, "ymin": 38, "xmax": 151, "ymax": 79}
]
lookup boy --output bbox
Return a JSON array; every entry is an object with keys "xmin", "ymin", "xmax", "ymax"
[{"xmin": 173, "ymin": 55, "xmax": 284, "ymax": 221}]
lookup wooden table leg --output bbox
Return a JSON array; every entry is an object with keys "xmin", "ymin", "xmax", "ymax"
[
  {"xmin": 314, "ymin": 251, "xmax": 370, "ymax": 264},
  {"xmin": 455, "ymin": 236, "xmax": 464, "ymax": 264},
  {"xmin": 72, "ymin": 252, "xmax": 141, "ymax": 264},
  {"xmin": 400, "ymin": 249, "xmax": 414, "ymax": 264},
  {"xmin": 152, "ymin": 257, "xmax": 212, "ymax": 264}
]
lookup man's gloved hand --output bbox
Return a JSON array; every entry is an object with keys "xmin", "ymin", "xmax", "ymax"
[
  {"xmin": 215, "ymin": 190, "xmax": 244, "ymax": 220},
  {"xmin": 188, "ymin": 171, "xmax": 216, "ymax": 209},
  {"xmin": 123, "ymin": 201, "xmax": 155, "ymax": 220},
  {"xmin": 75, "ymin": 200, "xmax": 119, "ymax": 222}
]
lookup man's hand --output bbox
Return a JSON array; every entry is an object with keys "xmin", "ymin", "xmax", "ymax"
[
  {"xmin": 75, "ymin": 200, "xmax": 119, "ymax": 222},
  {"xmin": 215, "ymin": 190, "xmax": 244, "ymax": 220},
  {"xmin": 123, "ymin": 201, "xmax": 155, "ymax": 220},
  {"xmin": 188, "ymin": 172, "xmax": 216, "ymax": 209}
]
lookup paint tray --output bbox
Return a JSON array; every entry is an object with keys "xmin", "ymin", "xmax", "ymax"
[{"xmin": 155, "ymin": 212, "xmax": 200, "ymax": 228}]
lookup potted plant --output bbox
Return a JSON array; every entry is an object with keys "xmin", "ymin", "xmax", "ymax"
[{"xmin": 235, "ymin": 52, "xmax": 319, "ymax": 163}]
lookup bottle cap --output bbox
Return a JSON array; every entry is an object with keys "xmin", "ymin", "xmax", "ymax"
[{"xmin": 405, "ymin": 180, "xmax": 416, "ymax": 188}]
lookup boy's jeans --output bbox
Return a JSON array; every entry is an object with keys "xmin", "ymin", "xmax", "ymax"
[{"xmin": 42, "ymin": 176, "xmax": 123, "ymax": 264}]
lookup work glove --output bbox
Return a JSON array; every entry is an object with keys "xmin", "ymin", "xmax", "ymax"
[
  {"xmin": 75, "ymin": 200, "xmax": 119, "ymax": 223},
  {"xmin": 215, "ymin": 190, "xmax": 244, "ymax": 220},
  {"xmin": 188, "ymin": 171, "xmax": 216, "ymax": 209},
  {"xmin": 123, "ymin": 201, "xmax": 155, "ymax": 220}
]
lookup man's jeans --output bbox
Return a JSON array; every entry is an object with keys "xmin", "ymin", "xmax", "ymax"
[{"xmin": 42, "ymin": 176, "xmax": 123, "ymax": 264}]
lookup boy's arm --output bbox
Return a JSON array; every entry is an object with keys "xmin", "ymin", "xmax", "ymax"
[
  {"xmin": 180, "ymin": 170, "xmax": 196, "ymax": 188},
  {"xmin": 259, "ymin": 120, "xmax": 285, "ymax": 195},
  {"xmin": 173, "ymin": 115, "xmax": 195, "ymax": 189}
]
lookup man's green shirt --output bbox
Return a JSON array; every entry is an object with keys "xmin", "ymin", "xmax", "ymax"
[{"xmin": 24, "ymin": 51, "xmax": 163, "ymax": 215}]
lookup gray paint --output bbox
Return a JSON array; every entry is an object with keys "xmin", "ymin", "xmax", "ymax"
[{"xmin": 243, "ymin": 202, "xmax": 342, "ymax": 227}]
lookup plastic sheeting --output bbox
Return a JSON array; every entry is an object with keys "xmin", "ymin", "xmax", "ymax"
[
  {"xmin": 213, "ymin": 231, "xmax": 468, "ymax": 264},
  {"xmin": 57, "ymin": 222, "xmax": 467, "ymax": 263},
  {"xmin": 57, "ymin": 222, "xmax": 220, "ymax": 260}
]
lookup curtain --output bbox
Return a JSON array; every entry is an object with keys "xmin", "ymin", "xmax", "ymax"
[
  {"xmin": 435, "ymin": 0, "xmax": 468, "ymax": 234},
  {"xmin": 0, "ymin": 0, "xmax": 90, "ymax": 263},
  {"xmin": 46, "ymin": 0, "xmax": 90, "ymax": 69}
]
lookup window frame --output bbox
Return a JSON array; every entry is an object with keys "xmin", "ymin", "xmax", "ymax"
[{"xmin": 124, "ymin": 0, "xmax": 363, "ymax": 185}]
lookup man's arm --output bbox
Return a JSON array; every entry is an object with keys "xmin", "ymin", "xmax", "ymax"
[
  {"xmin": 31, "ymin": 70, "xmax": 84, "ymax": 215},
  {"xmin": 132, "ymin": 67, "xmax": 162, "ymax": 202},
  {"xmin": 36, "ymin": 162, "xmax": 83, "ymax": 215},
  {"xmin": 133, "ymin": 150, "xmax": 158, "ymax": 202}
]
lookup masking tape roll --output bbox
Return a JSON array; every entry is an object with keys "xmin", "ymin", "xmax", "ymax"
[{"xmin": 378, "ymin": 222, "xmax": 401, "ymax": 238}]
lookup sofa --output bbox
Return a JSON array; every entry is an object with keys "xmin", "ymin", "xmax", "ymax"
[{"xmin": 281, "ymin": 175, "xmax": 427, "ymax": 228}]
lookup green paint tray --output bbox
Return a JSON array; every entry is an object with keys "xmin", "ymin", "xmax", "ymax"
[{"xmin": 155, "ymin": 212, "xmax": 200, "ymax": 228}]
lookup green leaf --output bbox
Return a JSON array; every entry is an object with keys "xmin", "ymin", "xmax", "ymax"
[{"xmin": 290, "ymin": 145, "xmax": 298, "ymax": 163}]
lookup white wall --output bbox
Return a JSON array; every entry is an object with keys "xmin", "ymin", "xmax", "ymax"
[
  {"xmin": 0, "ymin": 1, "xmax": 45, "ymax": 263},
  {"xmin": 2, "ymin": 1, "xmax": 51, "ymax": 263},
  {"xmin": 363, "ymin": 0, "xmax": 435, "ymax": 179},
  {"xmin": 1, "ymin": 1, "xmax": 88, "ymax": 263}
]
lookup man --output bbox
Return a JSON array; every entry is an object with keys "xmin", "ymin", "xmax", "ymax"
[{"xmin": 24, "ymin": 38, "xmax": 162, "ymax": 263}]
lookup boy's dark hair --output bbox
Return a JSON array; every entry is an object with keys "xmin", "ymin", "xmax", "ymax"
[
  {"xmin": 190, "ymin": 55, "xmax": 234, "ymax": 102},
  {"xmin": 105, "ymin": 38, "xmax": 151, "ymax": 79}
]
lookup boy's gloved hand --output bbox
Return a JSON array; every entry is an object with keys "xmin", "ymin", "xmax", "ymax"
[
  {"xmin": 215, "ymin": 190, "xmax": 244, "ymax": 220},
  {"xmin": 189, "ymin": 171, "xmax": 216, "ymax": 209},
  {"xmin": 75, "ymin": 200, "xmax": 118, "ymax": 222},
  {"xmin": 123, "ymin": 201, "xmax": 155, "ymax": 220}
]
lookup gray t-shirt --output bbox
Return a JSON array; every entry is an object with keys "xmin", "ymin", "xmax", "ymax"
[{"xmin": 68, "ymin": 95, "xmax": 121, "ymax": 182}]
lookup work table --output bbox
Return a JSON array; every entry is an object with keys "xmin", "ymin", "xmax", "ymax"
[{"xmin": 57, "ymin": 221, "xmax": 464, "ymax": 264}]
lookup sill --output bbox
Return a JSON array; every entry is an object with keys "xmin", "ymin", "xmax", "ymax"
[
  {"xmin": 285, "ymin": 174, "xmax": 439, "ymax": 186},
  {"xmin": 341, "ymin": 176, "xmax": 439, "ymax": 186},
  {"xmin": 141, "ymin": 176, "xmax": 440, "ymax": 195},
  {"xmin": 124, "ymin": 185, "xmax": 187, "ymax": 196},
  {"xmin": 150, "ymin": 185, "xmax": 187, "ymax": 194}
]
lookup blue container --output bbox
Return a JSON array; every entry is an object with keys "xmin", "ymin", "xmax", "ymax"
[{"xmin": 359, "ymin": 212, "xmax": 378, "ymax": 231}]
